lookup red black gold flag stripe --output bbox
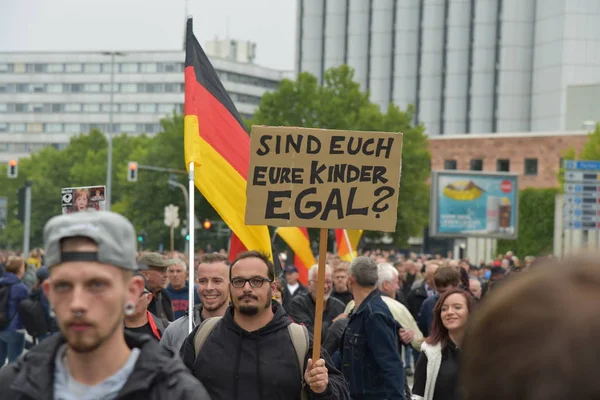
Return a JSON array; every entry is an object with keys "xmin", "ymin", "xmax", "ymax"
[{"xmin": 184, "ymin": 18, "xmax": 272, "ymax": 259}]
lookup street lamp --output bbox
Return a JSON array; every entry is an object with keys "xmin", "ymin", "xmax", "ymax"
[{"xmin": 102, "ymin": 51, "xmax": 125, "ymax": 211}]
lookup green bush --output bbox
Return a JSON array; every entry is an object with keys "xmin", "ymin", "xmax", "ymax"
[{"xmin": 497, "ymin": 188, "xmax": 558, "ymax": 257}]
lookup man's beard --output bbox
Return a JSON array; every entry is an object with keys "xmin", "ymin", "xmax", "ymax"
[
  {"xmin": 237, "ymin": 289, "xmax": 272, "ymax": 316},
  {"xmin": 203, "ymin": 294, "xmax": 228, "ymax": 312},
  {"xmin": 64, "ymin": 314, "xmax": 123, "ymax": 354}
]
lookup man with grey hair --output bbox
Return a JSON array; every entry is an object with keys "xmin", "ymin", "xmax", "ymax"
[
  {"xmin": 288, "ymin": 263, "xmax": 345, "ymax": 344},
  {"xmin": 165, "ymin": 258, "xmax": 200, "ymax": 320},
  {"xmin": 340, "ymin": 256, "xmax": 406, "ymax": 399}
]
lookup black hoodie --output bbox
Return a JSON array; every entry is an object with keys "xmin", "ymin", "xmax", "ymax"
[
  {"xmin": 181, "ymin": 301, "xmax": 350, "ymax": 400},
  {"xmin": 0, "ymin": 330, "xmax": 210, "ymax": 400}
]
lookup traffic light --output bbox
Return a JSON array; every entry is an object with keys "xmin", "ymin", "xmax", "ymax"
[
  {"xmin": 128, "ymin": 162, "xmax": 138, "ymax": 182},
  {"xmin": 203, "ymin": 219, "xmax": 212, "ymax": 230},
  {"xmin": 185, "ymin": 234, "xmax": 190, "ymax": 241},
  {"xmin": 7, "ymin": 159, "xmax": 17, "ymax": 179},
  {"xmin": 137, "ymin": 235, "xmax": 143, "ymax": 243}
]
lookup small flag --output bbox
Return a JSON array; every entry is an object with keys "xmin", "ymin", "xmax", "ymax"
[
  {"xmin": 275, "ymin": 227, "xmax": 315, "ymax": 285},
  {"xmin": 335, "ymin": 229, "xmax": 363, "ymax": 261}
]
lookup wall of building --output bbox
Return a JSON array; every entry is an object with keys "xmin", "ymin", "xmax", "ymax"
[{"xmin": 428, "ymin": 131, "xmax": 589, "ymax": 188}]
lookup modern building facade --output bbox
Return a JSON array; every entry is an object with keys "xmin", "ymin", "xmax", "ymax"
[
  {"xmin": 296, "ymin": 0, "xmax": 600, "ymax": 135},
  {"xmin": 0, "ymin": 39, "xmax": 288, "ymax": 162}
]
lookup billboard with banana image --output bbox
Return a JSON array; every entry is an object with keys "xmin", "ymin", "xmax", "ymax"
[{"xmin": 429, "ymin": 171, "xmax": 519, "ymax": 239}]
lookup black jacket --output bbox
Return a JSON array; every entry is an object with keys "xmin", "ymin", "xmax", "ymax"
[
  {"xmin": 0, "ymin": 330, "xmax": 210, "ymax": 400},
  {"xmin": 332, "ymin": 290, "xmax": 353, "ymax": 306},
  {"xmin": 288, "ymin": 292, "xmax": 346, "ymax": 344},
  {"xmin": 406, "ymin": 283, "xmax": 429, "ymax": 319},
  {"xmin": 282, "ymin": 280, "xmax": 309, "ymax": 311},
  {"xmin": 148, "ymin": 289, "xmax": 174, "ymax": 322},
  {"xmin": 181, "ymin": 301, "xmax": 350, "ymax": 400}
]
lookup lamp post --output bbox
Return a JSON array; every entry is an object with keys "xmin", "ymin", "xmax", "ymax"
[{"xmin": 102, "ymin": 51, "xmax": 125, "ymax": 211}]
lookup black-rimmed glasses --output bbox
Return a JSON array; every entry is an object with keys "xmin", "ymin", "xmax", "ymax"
[{"xmin": 231, "ymin": 277, "xmax": 273, "ymax": 288}]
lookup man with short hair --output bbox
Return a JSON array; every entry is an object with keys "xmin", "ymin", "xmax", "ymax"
[
  {"xmin": 181, "ymin": 250, "xmax": 349, "ymax": 400},
  {"xmin": 331, "ymin": 262, "xmax": 353, "ymax": 305},
  {"xmin": 138, "ymin": 252, "xmax": 174, "ymax": 322},
  {"xmin": 417, "ymin": 266, "xmax": 461, "ymax": 336},
  {"xmin": 165, "ymin": 259, "xmax": 200, "ymax": 320},
  {"xmin": 341, "ymin": 256, "xmax": 405, "ymax": 399},
  {"xmin": 0, "ymin": 211, "xmax": 209, "ymax": 399},
  {"xmin": 288, "ymin": 264, "xmax": 346, "ymax": 343},
  {"xmin": 281, "ymin": 264, "xmax": 308, "ymax": 311},
  {"xmin": 124, "ymin": 276, "xmax": 166, "ymax": 341},
  {"xmin": 160, "ymin": 253, "xmax": 230, "ymax": 352}
]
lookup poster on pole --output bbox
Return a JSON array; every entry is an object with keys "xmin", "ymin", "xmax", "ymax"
[
  {"xmin": 245, "ymin": 126, "xmax": 403, "ymax": 232},
  {"xmin": 61, "ymin": 186, "xmax": 106, "ymax": 214},
  {"xmin": 429, "ymin": 171, "xmax": 519, "ymax": 239}
]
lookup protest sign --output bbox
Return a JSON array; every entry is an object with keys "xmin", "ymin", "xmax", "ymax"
[
  {"xmin": 245, "ymin": 126, "xmax": 403, "ymax": 232},
  {"xmin": 61, "ymin": 185, "xmax": 106, "ymax": 214}
]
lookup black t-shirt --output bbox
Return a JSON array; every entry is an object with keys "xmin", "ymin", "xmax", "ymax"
[{"xmin": 125, "ymin": 323, "xmax": 158, "ymax": 341}]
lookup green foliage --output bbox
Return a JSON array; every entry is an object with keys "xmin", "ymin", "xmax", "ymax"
[
  {"xmin": 557, "ymin": 123, "xmax": 600, "ymax": 189},
  {"xmin": 249, "ymin": 65, "xmax": 431, "ymax": 246},
  {"xmin": 497, "ymin": 188, "xmax": 558, "ymax": 256},
  {"xmin": 0, "ymin": 116, "xmax": 219, "ymax": 251}
]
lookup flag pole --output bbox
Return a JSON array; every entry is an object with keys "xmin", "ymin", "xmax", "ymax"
[
  {"xmin": 187, "ymin": 161, "xmax": 195, "ymax": 334},
  {"xmin": 312, "ymin": 228, "xmax": 328, "ymax": 361},
  {"xmin": 343, "ymin": 229, "xmax": 356, "ymax": 260}
]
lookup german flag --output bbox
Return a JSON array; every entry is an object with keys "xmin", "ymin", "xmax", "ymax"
[
  {"xmin": 275, "ymin": 227, "xmax": 315, "ymax": 285},
  {"xmin": 184, "ymin": 18, "xmax": 272, "ymax": 259},
  {"xmin": 335, "ymin": 229, "xmax": 363, "ymax": 261}
]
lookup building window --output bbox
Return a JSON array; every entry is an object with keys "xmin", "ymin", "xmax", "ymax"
[
  {"xmin": 84, "ymin": 63, "xmax": 102, "ymax": 73},
  {"xmin": 0, "ymin": 123, "xmax": 7, "ymax": 132},
  {"xmin": 470, "ymin": 159, "xmax": 483, "ymax": 171},
  {"xmin": 120, "ymin": 63, "xmax": 138, "ymax": 73},
  {"xmin": 32, "ymin": 104, "xmax": 44, "ymax": 113},
  {"xmin": 84, "ymin": 84, "xmax": 101, "ymax": 92},
  {"xmin": 138, "ymin": 83, "xmax": 162, "ymax": 93},
  {"xmin": 524, "ymin": 158, "xmax": 538, "ymax": 175},
  {"xmin": 444, "ymin": 160, "xmax": 457, "ymax": 170},
  {"xmin": 0, "ymin": 104, "xmax": 6, "ymax": 112},
  {"xmin": 34, "ymin": 64, "xmax": 47, "ymax": 73},
  {"xmin": 164, "ymin": 83, "xmax": 180, "ymax": 93},
  {"xmin": 64, "ymin": 124, "xmax": 81, "ymax": 133},
  {"xmin": 497, "ymin": 159, "xmax": 510, "ymax": 172},
  {"xmin": 159, "ymin": 63, "xmax": 181, "ymax": 73},
  {"xmin": 120, "ymin": 103, "xmax": 137, "ymax": 113},
  {"xmin": 120, "ymin": 124, "xmax": 136, "ymax": 133},
  {"xmin": 28, "ymin": 123, "xmax": 43, "ymax": 133},
  {"xmin": 140, "ymin": 63, "xmax": 158, "ymax": 73},
  {"xmin": 83, "ymin": 104, "xmax": 101, "ymax": 112},
  {"xmin": 47, "ymin": 84, "xmax": 63, "ymax": 93},
  {"xmin": 47, "ymin": 64, "xmax": 64, "ymax": 73},
  {"xmin": 139, "ymin": 104, "xmax": 156, "ymax": 113},
  {"xmin": 45, "ymin": 123, "xmax": 63, "ymax": 132},
  {"xmin": 64, "ymin": 104, "xmax": 82, "ymax": 112},
  {"xmin": 0, "ymin": 63, "xmax": 11, "ymax": 73},
  {"xmin": 101, "ymin": 104, "xmax": 118, "ymax": 113},
  {"xmin": 32, "ymin": 84, "xmax": 45, "ymax": 93},
  {"xmin": 157, "ymin": 104, "xmax": 175, "ymax": 114},
  {"xmin": 9, "ymin": 123, "xmax": 26, "ymax": 132},
  {"xmin": 66, "ymin": 84, "xmax": 83, "ymax": 93},
  {"xmin": 0, "ymin": 85, "xmax": 7, "ymax": 93},
  {"xmin": 15, "ymin": 104, "xmax": 28, "ymax": 113},
  {"xmin": 66, "ymin": 64, "xmax": 83, "ymax": 73},
  {"xmin": 102, "ymin": 83, "xmax": 119, "ymax": 92},
  {"xmin": 121, "ymin": 84, "xmax": 137, "ymax": 93},
  {"xmin": 51, "ymin": 104, "xmax": 64, "ymax": 112}
]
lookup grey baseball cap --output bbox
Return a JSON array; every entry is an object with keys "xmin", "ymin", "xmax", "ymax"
[{"xmin": 44, "ymin": 211, "xmax": 138, "ymax": 271}]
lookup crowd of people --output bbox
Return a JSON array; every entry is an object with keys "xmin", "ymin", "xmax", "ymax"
[{"xmin": 0, "ymin": 211, "xmax": 593, "ymax": 399}]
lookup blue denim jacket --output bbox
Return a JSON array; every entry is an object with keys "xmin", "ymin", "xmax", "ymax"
[{"xmin": 340, "ymin": 289, "xmax": 406, "ymax": 400}]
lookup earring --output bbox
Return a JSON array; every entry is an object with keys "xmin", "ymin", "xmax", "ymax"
[
  {"xmin": 50, "ymin": 308, "xmax": 56, "ymax": 318},
  {"xmin": 124, "ymin": 301, "xmax": 136, "ymax": 316}
]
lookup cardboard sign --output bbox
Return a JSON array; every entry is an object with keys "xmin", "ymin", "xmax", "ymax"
[
  {"xmin": 61, "ymin": 185, "xmax": 106, "ymax": 214},
  {"xmin": 245, "ymin": 126, "xmax": 403, "ymax": 232}
]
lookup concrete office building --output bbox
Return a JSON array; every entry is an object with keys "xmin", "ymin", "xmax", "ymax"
[
  {"xmin": 296, "ymin": 0, "xmax": 600, "ymax": 135},
  {"xmin": 0, "ymin": 39, "xmax": 288, "ymax": 162}
]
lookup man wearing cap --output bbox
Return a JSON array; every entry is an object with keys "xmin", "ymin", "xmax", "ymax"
[
  {"xmin": 0, "ymin": 211, "xmax": 210, "ymax": 400},
  {"xmin": 281, "ymin": 264, "xmax": 308, "ymax": 311},
  {"xmin": 138, "ymin": 252, "xmax": 174, "ymax": 322}
]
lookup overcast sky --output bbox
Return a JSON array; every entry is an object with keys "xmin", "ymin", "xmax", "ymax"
[{"xmin": 0, "ymin": 0, "xmax": 297, "ymax": 71}]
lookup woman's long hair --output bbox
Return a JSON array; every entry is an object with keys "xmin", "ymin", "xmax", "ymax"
[{"xmin": 426, "ymin": 288, "xmax": 475, "ymax": 347}]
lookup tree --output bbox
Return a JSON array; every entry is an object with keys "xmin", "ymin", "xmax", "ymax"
[
  {"xmin": 0, "ymin": 115, "xmax": 221, "ymax": 252},
  {"xmin": 248, "ymin": 65, "xmax": 431, "ymax": 246}
]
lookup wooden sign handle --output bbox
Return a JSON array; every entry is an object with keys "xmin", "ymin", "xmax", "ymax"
[{"xmin": 311, "ymin": 228, "xmax": 328, "ymax": 361}]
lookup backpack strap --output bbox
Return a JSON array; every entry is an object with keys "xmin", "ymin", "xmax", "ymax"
[
  {"xmin": 288, "ymin": 323, "xmax": 310, "ymax": 400},
  {"xmin": 193, "ymin": 316, "xmax": 222, "ymax": 357}
]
